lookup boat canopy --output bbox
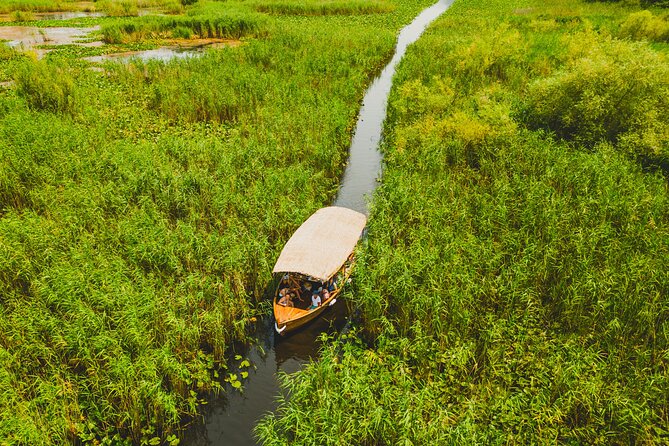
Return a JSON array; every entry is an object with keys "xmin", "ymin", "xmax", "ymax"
[{"xmin": 272, "ymin": 206, "xmax": 367, "ymax": 282}]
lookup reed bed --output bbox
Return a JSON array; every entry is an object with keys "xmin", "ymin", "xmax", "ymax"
[
  {"xmin": 0, "ymin": 0, "xmax": 436, "ymax": 443},
  {"xmin": 257, "ymin": 0, "xmax": 669, "ymax": 444},
  {"xmin": 0, "ymin": 0, "xmax": 178, "ymax": 14},
  {"xmin": 101, "ymin": 11, "xmax": 267, "ymax": 43},
  {"xmin": 0, "ymin": 0, "xmax": 78, "ymax": 13},
  {"xmin": 253, "ymin": 0, "xmax": 395, "ymax": 16}
]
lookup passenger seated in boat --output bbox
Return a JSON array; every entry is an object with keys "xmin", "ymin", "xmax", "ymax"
[
  {"xmin": 278, "ymin": 289, "xmax": 294, "ymax": 307},
  {"xmin": 308, "ymin": 292, "xmax": 322, "ymax": 310},
  {"xmin": 321, "ymin": 288, "xmax": 331, "ymax": 301}
]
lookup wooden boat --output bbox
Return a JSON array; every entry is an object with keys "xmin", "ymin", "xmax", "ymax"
[{"xmin": 273, "ymin": 206, "xmax": 367, "ymax": 335}]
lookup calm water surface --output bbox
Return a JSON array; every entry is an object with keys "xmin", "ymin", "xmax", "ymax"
[{"xmin": 186, "ymin": 1, "xmax": 455, "ymax": 444}]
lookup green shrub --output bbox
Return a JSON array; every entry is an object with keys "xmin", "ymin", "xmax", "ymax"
[
  {"xmin": 523, "ymin": 35, "xmax": 669, "ymax": 162},
  {"xmin": 619, "ymin": 10, "xmax": 669, "ymax": 41}
]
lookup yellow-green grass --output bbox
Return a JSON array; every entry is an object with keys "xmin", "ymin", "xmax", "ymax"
[
  {"xmin": 0, "ymin": 0, "xmax": 436, "ymax": 444},
  {"xmin": 257, "ymin": 0, "xmax": 669, "ymax": 444},
  {"xmin": 0, "ymin": 0, "xmax": 182, "ymax": 14}
]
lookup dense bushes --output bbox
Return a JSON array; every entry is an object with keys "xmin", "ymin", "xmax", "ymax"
[
  {"xmin": 524, "ymin": 34, "xmax": 669, "ymax": 165},
  {"xmin": 619, "ymin": 9, "xmax": 669, "ymax": 41}
]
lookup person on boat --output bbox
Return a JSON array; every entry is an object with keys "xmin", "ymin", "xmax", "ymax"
[
  {"xmin": 321, "ymin": 287, "xmax": 331, "ymax": 301},
  {"xmin": 309, "ymin": 292, "xmax": 322, "ymax": 310},
  {"xmin": 278, "ymin": 291, "xmax": 294, "ymax": 307}
]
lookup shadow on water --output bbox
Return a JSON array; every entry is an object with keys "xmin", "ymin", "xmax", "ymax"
[
  {"xmin": 183, "ymin": 299, "xmax": 350, "ymax": 446},
  {"xmin": 185, "ymin": 1, "xmax": 454, "ymax": 444}
]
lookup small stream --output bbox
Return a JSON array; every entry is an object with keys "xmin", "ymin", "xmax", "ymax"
[{"xmin": 184, "ymin": 0, "xmax": 454, "ymax": 444}]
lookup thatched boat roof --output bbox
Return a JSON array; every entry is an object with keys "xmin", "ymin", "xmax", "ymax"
[{"xmin": 272, "ymin": 206, "xmax": 367, "ymax": 281}]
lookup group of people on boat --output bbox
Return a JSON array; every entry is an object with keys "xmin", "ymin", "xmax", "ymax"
[{"xmin": 277, "ymin": 273, "xmax": 337, "ymax": 311}]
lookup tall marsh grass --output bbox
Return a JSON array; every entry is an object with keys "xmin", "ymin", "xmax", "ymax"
[
  {"xmin": 102, "ymin": 11, "xmax": 267, "ymax": 43},
  {"xmin": 258, "ymin": 0, "xmax": 669, "ymax": 443},
  {"xmin": 0, "ymin": 0, "xmax": 78, "ymax": 13},
  {"xmin": 253, "ymin": 0, "xmax": 395, "ymax": 16},
  {"xmin": 0, "ymin": 0, "xmax": 433, "ymax": 443},
  {"xmin": 15, "ymin": 59, "xmax": 79, "ymax": 114}
]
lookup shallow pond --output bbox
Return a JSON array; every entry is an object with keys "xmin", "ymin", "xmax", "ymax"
[
  {"xmin": 84, "ymin": 40, "xmax": 239, "ymax": 63},
  {"xmin": 0, "ymin": 25, "xmax": 99, "ymax": 49}
]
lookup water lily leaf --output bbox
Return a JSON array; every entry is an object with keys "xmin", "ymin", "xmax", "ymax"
[
  {"xmin": 231, "ymin": 380, "xmax": 242, "ymax": 389},
  {"xmin": 240, "ymin": 360, "xmax": 250, "ymax": 368},
  {"xmin": 234, "ymin": 355, "xmax": 242, "ymax": 360},
  {"xmin": 241, "ymin": 371, "xmax": 249, "ymax": 379}
]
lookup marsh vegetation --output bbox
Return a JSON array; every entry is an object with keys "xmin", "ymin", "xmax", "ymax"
[
  {"xmin": 257, "ymin": 0, "xmax": 669, "ymax": 444},
  {"xmin": 2, "ymin": 0, "xmax": 668, "ymax": 444},
  {"xmin": 0, "ymin": 0, "xmax": 437, "ymax": 444}
]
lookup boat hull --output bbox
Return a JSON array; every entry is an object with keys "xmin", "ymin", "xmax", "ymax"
[
  {"xmin": 273, "ymin": 265, "xmax": 352, "ymax": 335},
  {"xmin": 274, "ymin": 293, "xmax": 337, "ymax": 335}
]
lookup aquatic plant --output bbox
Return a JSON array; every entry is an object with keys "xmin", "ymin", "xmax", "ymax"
[
  {"xmin": 14, "ymin": 59, "xmax": 79, "ymax": 114},
  {"xmin": 101, "ymin": 11, "xmax": 267, "ymax": 43}
]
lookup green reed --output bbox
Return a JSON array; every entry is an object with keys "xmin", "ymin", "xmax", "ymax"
[
  {"xmin": 257, "ymin": 0, "xmax": 669, "ymax": 444},
  {"xmin": 252, "ymin": 0, "xmax": 395, "ymax": 16},
  {"xmin": 0, "ymin": 0, "xmax": 437, "ymax": 444}
]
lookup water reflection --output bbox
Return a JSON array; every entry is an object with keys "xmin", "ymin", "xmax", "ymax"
[
  {"xmin": 184, "ymin": 300, "xmax": 349, "ymax": 445},
  {"xmin": 85, "ymin": 47, "xmax": 202, "ymax": 63},
  {"xmin": 334, "ymin": 0, "xmax": 456, "ymax": 215},
  {"xmin": 0, "ymin": 25, "xmax": 99, "ymax": 49}
]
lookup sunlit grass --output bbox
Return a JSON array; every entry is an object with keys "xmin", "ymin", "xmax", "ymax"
[
  {"xmin": 0, "ymin": 0, "xmax": 436, "ymax": 443},
  {"xmin": 252, "ymin": 0, "xmax": 396, "ymax": 16},
  {"xmin": 257, "ymin": 0, "xmax": 669, "ymax": 443}
]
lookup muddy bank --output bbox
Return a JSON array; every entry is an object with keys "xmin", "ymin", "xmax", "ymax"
[{"xmin": 0, "ymin": 25, "xmax": 99, "ymax": 49}]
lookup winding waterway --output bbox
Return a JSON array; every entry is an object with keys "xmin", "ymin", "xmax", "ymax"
[{"xmin": 185, "ymin": 1, "xmax": 454, "ymax": 444}]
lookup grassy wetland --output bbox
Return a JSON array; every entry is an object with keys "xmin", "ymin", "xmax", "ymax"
[
  {"xmin": 257, "ymin": 0, "xmax": 669, "ymax": 444},
  {"xmin": 2, "ymin": 0, "xmax": 669, "ymax": 444},
  {"xmin": 0, "ymin": 0, "xmax": 439, "ymax": 444}
]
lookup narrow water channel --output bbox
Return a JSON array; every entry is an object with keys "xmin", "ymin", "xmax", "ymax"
[{"xmin": 184, "ymin": 1, "xmax": 454, "ymax": 444}]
